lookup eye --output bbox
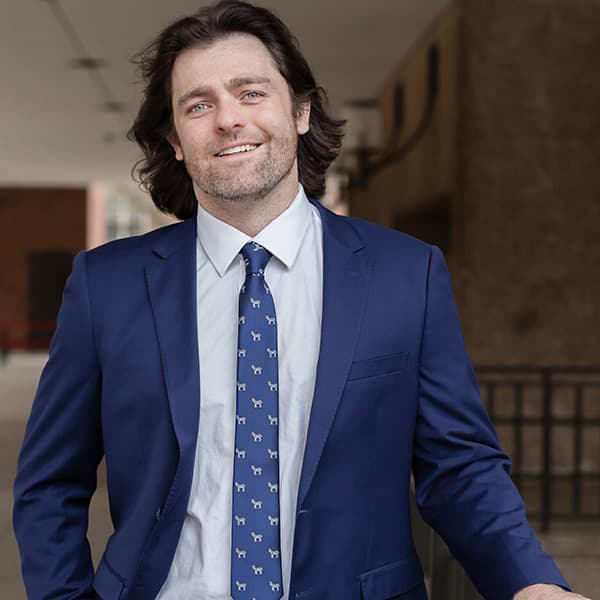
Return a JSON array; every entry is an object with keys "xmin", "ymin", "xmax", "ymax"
[
  {"xmin": 190, "ymin": 102, "xmax": 209, "ymax": 113},
  {"xmin": 243, "ymin": 91, "xmax": 264, "ymax": 101}
]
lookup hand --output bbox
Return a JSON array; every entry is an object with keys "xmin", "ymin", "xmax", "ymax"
[{"xmin": 514, "ymin": 584, "xmax": 592, "ymax": 600}]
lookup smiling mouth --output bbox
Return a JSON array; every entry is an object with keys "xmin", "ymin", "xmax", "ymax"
[{"xmin": 215, "ymin": 143, "xmax": 261, "ymax": 157}]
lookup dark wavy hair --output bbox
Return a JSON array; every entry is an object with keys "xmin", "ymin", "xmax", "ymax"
[{"xmin": 128, "ymin": 0, "xmax": 345, "ymax": 220}]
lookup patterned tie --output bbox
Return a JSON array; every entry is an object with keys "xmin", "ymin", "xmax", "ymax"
[{"xmin": 231, "ymin": 241, "xmax": 282, "ymax": 599}]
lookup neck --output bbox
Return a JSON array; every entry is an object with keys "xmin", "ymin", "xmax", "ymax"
[{"xmin": 195, "ymin": 174, "xmax": 299, "ymax": 237}]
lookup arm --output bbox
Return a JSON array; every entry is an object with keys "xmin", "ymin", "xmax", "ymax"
[
  {"xmin": 13, "ymin": 251, "xmax": 103, "ymax": 600},
  {"xmin": 412, "ymin": 246, "xmax": 569, "ymax": 600}
]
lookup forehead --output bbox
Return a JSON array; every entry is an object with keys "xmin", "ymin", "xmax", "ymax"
[{"xmin": 171, "ymin": 33, "xmax": 283, "ymax": 93}]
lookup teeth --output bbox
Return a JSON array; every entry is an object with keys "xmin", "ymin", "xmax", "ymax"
[{"xmin": 217, "ymin": 144, "xmax": 258, "ymax": 156}]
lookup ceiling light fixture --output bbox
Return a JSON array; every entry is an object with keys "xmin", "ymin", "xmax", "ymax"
[{"xmin": 68, "ymin": 57, "xmax": 108, "ymax": 70}]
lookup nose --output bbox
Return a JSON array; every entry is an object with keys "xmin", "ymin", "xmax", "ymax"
[{"xmin": 213, "ymin": 97, "xmax": 246, "ymax": 134}]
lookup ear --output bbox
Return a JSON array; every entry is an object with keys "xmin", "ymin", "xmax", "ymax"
[
  {"xmin": 167, "ymin": 131, "xmax": 184, "ymax": 161},
  {"xmin": 295, "ymin": 101, "xmax": 311, "ymax": 135}
]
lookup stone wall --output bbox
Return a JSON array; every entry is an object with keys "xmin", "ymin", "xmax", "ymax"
[
  {"xmin": 458, "ymin": 0, "xmax": 600, "ymax": 366},
  {"xmin": 349, "ymin": 0, "xmax": 600, "ymax": 368}
]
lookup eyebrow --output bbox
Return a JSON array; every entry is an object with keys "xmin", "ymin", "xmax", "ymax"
[{"xmin": 176, "ymin": 76, "xmax": 273, "ymax": 109}]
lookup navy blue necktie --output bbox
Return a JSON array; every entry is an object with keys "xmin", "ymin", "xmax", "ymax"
[{"xmin": 231, "ymin": 241, "xmax": 282, "ymax": 599}]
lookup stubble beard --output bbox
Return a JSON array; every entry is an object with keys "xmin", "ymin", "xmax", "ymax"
[{"xmin": 186, "ymin": 135, "xmax": 298, "ymax": 205}]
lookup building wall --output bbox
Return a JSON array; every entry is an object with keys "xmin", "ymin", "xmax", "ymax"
[
  {"xmin": 349, "ymin": 2, "xmax": 460, "ymax": 253},
  {"xmin": 349, "ymin": 0, "xmax": 600, "ymax": 367},
  {"xmin": 0, "ymin": 187, "xmax": 86, "ymax": 329},
  {"xmin": 458, "ymin": 0, "xmax": 600, "ymax": 365}
]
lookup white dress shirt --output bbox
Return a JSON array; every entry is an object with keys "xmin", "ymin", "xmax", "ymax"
[{"xmin": 156, "ymin": 185, "xmax": 323, "ymax": 599}]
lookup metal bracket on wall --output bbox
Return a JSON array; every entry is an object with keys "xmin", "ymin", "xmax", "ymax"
[{"xmin": 351, "ymin": 44, "xmax": 440, "ymax": 187}]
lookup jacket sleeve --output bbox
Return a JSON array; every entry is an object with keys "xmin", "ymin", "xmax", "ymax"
[
  {"xmin": 412, "ymin": 245, "xmax": 569, "ymax": 600},
  {"xmin": 13, "ymin": 251, "xmax": 103, "ymax": 600}
]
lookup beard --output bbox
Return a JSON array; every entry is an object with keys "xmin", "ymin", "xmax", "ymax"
[{"xmin": 183, "ymin": 132, "xmax": 298, "ymax": 205}]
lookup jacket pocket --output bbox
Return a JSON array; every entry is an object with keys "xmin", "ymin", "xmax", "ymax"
[
  {"xmin": 359, "ymin": 555, "xmax": 424, "ymax": 599},
  {"xmin": 93, "ymin": 555, "xmax": 126, "ymax": 600},
  {"xmin": 347, "ymin": 352, "xmax": 409, "ymax": 381}
]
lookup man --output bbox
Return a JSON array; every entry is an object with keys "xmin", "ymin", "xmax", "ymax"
[{"xmin": 13, "ymin": 2, "xmax": 589, "ymax": 599}]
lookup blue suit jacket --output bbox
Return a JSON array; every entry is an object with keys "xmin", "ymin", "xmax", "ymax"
[{"xmin": 14, "ymin": 199, "xmax": 567, "ymax": 600}]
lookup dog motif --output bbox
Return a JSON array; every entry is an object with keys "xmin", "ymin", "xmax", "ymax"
[
  {"xmin": 268, "ymin": 515, "xmax": 279, "ymax": 526},
  {"xmin": 235, "ymin": 580, "xmax": 247, "ymax": 591},
  {"xmin": 250, "ymin": 298, "xmax": 261, "ymax": 308},
  {"xmin": 251, "ymin": 431, "xmax": 263, "ymax": 442},
  {"xmin": 234, "ymin": 482, "xmax": 246, "ymax": 492},
  {"xmin": 268, "ymin": 548, "xmax": 280, "ymax": 559},
  {"xmin": 238, "ymin": 315, "xmax": 246, "ymax": 324},
  {"xmin": 252, "ymin": 398, "xmax": 263, "ymax": 408},
  {"xmin": 251, "ymin": 331, "xmax": 261, "ymax": 341},
  {"xmin": 251, "ymin": 564, "xmax": 263, "ymax": 575},
  {"xmin": 268, "ymin": 415, "xmax": 278, "ymax": 426},
  {"xmin": 267, "ymin": 448, "xmax": 278, "ymax": 459},
  {"xmin": 235, "ymin": 547, "xmax": 247, "ymax": 558},
  {"xmin": 269, "ymin": 581, "xmax": 281, "ymax": 592},
  {"xmin": 235, "ymin": 448, "xmax": 246, "ymax": 459},
  {"xmin": 251, "ymin": 465, "xmax": 263, "ymax": 476},
  {"xmin": 265, "ymin": 315, "xmax": 276, "ymax": 325},
  {"xmin": 251, "ymin": 364, "xmax": 262, "ymax": 375},
  {"xmin": 266, "ymin": 348, "xmax": 277, "ymax": 358},
  {"xmin": 236, "ymin": 415, "xmax": 247, "ymax": 425},
  {"xmin": 267, "ymin": 482, "xmax": 278, "ymax": 493},
  {"xmin": 237, "ymin": 382, "xmax": 247, "ymax": 391},
  {"xmin": 251, "ymin": 531, "xmax": 263, "ymax": 542},
  {"xmin": 251, "ymin": 498, "xmax": 263, "ymax": 509},
  {"xmin": 267, "ymin": 381, "xmax": 278, "ymax": 392},
  {"xmin": 238, "ymin": 348, "xmax": 246, "ymax": 357},
  {"xmin": 234, "ymin": 515, "xmax": 246, "ymax": 526}
]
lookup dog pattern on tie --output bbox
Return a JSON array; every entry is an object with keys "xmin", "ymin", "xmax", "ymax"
[{"xmin": 231, "ymin": 242, "xmax": 282, "ymax": 599}]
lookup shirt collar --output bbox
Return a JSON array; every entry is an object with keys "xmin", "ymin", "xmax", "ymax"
[{"xmin": 196, "ymin": 184, "xmax": 312, "ymax": 277}]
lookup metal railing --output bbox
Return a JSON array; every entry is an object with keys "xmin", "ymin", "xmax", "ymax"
[
  {"xmin": 412, "ymin": 366, "xmax": 600, "ymax": 599},
  {"xmin": 0, "ymin": 320, "xmax": 56, "ymax": 364},
  {"xmin": 478, "ymin": 366, "xmax": 600, "ymax": 531}
]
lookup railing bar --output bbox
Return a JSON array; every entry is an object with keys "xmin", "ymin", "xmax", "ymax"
[
  {"xmin": 573, "ymin": 384, "xmax": 583, "ymax": 517},
  {"xmin": 477, "ymin": 366, "xmax": 600, "ymax": 375},
  {"xmin": 487, "ymin": 382, "xmax": 495, "ymax": 420},
  {"xmin": 492, "ymin": 417, "xmax": 600, "ymax": 425},
  {"xmin": 480, "ymin": 381, "xmax": 600, "ymax": 390},
  {"xmin": 513, "ymin": 383, "xmax": 523, "ymax": 490},
  {"xmin": 541, "ymin": 369, "xmax": 552, "ymax": 532},
  {"xmin": 517, "ymin": 473, "xmax": 600, "ymax": 481}
]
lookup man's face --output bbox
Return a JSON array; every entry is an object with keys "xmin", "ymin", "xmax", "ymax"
[{"xmin": 169, "ymin": 33, "xmax": 310, "ymax": 206}]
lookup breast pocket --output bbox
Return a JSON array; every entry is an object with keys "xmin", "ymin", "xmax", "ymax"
[
  {"xmin": 347, "ymin": 352, "xmax": 409, "ymax": 381},
  {"xmin": 359, "ymin": 555, "xmax": 425, "ymax": 599}
]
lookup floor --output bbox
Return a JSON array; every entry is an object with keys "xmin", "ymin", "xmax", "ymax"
[{"xmin": 0, "ymin": 352, "xmax": 112, "ymax": 599}]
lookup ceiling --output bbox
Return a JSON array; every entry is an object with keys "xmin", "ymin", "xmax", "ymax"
[{"xmin": 0, "ymin": 0, "xmax": 449, "ymax": 187}]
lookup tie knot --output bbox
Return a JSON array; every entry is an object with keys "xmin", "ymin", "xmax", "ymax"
[{"xmin": 240, "ymin": 241, "xmax": 272, "ymax": 275}]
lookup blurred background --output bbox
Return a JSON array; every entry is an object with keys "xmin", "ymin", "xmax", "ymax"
[{"xmin": 1, "ymin": 0, "xmax": 599, "ymax": 598}]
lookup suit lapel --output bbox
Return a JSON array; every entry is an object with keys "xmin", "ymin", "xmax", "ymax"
[
  {"xmin": 296, "ymin": 201, "xmax": 371, "ymax": 510},
  {"xmin": 142, "ymin": 205, "xmax": 370, "ymax": 514},
  {"xmin": 145, "ymin": 218, "xmax": 200, "ymax": 460}
]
